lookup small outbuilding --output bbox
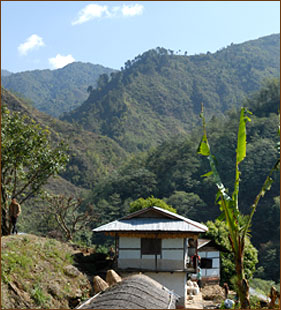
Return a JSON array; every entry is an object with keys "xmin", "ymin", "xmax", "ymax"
[
  {"xmin": 196, "ymin": 239, "xmax": 221, "ymax": 284},
  {"xmin": 92, "ymin": 206, "xmax": 208, "ymax": 307}
]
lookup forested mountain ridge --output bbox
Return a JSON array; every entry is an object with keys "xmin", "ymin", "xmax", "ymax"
[
  {"xmin": 62, "ymin": 34, "xmax": 280, "ymax": 152},
  {"xmin": 1, "ymin": 88, "xmax": 128, "ymax": 190},
  {"xmin": 1, "ymin": 62, "xmax": 115, "ymax": 117},
  {"xmin": 1, "ymin": 69, "xmax": 13, "ymax": 77}
]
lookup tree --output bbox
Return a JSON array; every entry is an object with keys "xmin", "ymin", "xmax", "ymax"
[
  {"xmin": 97, "ymin": 74, "xmax": 109, "ymax": 89},
  {"xmin": 129, "ymin": 196, "xmax": 176, "ymax": 213},
  {"xmin": 204, "ymin": 220, "xmax": 258, "ymax": 286},
  {"xmin": 42, "ymin": 194, "xmax": 96, "ymax": 241},
  {"xmin": 87, "ymin": 85, "xmax": 93, "ymax": 94},
  {"xmin": 197, "ymin": 105, "xmax": 279, "ymax": 308},
  {"xmin": 1, "ymin": 106, "xmax": 69, "ymax": 235}
]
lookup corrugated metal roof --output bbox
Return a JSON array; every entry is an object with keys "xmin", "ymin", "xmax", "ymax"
[{"xmin": 93, "ymin": 207, "xmax": 208, "ymax": 233}]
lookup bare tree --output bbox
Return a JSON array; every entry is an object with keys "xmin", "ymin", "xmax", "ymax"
[{"xmin": 43, "ymin": 194, "xmax": 96, "ymax": 241}]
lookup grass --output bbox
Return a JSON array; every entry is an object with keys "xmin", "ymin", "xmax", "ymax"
[
  {"xmin": 1, "ymin": 234, "xmax": 91, "ymax": 309},
  {"xmin": 250, "ymin": 278, "xmax": 280, "ymax": 295},
  {"xmin": 31, "ymin": 284, "xmax": 50, "ymax": 307},
  {"xmin": 1, "ymin": 250, "xmax": 33, "ymax": 284}
]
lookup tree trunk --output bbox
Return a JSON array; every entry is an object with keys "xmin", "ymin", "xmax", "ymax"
[
  {"xmin": 1, "ymin": 186, "xmax": 11, "ymax": 235},
  {"xmin": 1, "ymin": 204, "xmax": 10, "ymax": 235},
  {"xmin": 235, "ymin": 255, "xmax": 250, "ymax": 309}
]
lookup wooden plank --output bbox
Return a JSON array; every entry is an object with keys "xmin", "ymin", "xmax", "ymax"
[{"xmin": 107, "ymin": 232, "xmax": 198, "ymax": 239}]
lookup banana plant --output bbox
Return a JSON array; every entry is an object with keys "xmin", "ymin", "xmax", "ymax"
[{"xmin": 197, "ymin": 104, "xmax": 280, "ymax": 309}]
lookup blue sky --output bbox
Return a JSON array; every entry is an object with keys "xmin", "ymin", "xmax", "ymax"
[{"xmin": 1, "ymin": 1, "xmax": 280, "ymax": 73}]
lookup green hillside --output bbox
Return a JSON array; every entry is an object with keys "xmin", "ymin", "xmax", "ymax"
[
  {"xmin": 1, "ymin": 62, "xmax": 115, "ymax": 117},
  {"xmin": 62, "ymin": 34, "xmax": 280, "ymax": 152},
  {"xmin": 1, "ymin": 88, "xmax": 128, "ymax": 190},
  {"xmin": 1, "ymin": 234, "xmax": 92, "ymax": 309}
]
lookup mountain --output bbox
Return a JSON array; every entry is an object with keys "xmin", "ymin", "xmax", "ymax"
[
  {"xmin": 1, "ymin": 69, "xmax": 13, "ymax": 77},
  {"xmin": 1, "ymin": 62, "xmax": 115, "ymax": 117},
  {"xmin": 62, "ymin": 34, "xmax": 280, "ymax": 152},
  {"xmin": 1, "ymin": 87, "xmax": 128, "ymax": 190}
]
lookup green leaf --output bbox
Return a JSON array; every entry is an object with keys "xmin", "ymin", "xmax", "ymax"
[
  {"xmin": 197, "ymin": 135, "xmax": 210, "ymax": 156},
  {"xmin": 217, "ymin": 212, "xmax": 226, "ymax": 221},
  {"xmin": 236, "ymin": 107, "xmax": 251, "ymax": 164},
  {"xmin": 201, "ymin": 170, "xmax": 213, "ymax": 178}
]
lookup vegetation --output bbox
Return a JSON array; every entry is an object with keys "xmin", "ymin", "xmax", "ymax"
[
  {"xmin": 86, "ymin": 79, "xmax": 280, "ymax": 284},
  {"xmin": 41, "ymin": 194, "xmax": 97, "ymax": 241},
  {"xmin": 129, "ymin": 196, "xmax": 176, "ymax": 213},
  {"xmin": 249, "ymin": 278, "xmax": 280, "ymax": 296},
  {"xmin": 197, "ymin": 103, "xmax": 279, "ymax": 308},
  {"xmin": 204, "ymin": 220, "xmax": 258, "ymax": 287},
  {"xmin": 1, "ymin": 34, "xmax": 279, "ymax": 293},
  {"xmin": 1, "ymin": 104, "xmax": 69, "ymax": 235},
  {"xmin": 1, "ymin": 87, "xmax": 128, "ymax": 190},
  {"xmin": 1, "ymin": 62, "xmax": 114, "ymax": 117},
  {"xmin": 62, "ymin": 34, "xmax": 280, "ymax": 152},
  {"xmin": 1, "ymin": 69, "xmax": 13, "ymax": 77},
  {"xmin": 1, "ymin": 234, "xmax": 91, "ymax": 309}
]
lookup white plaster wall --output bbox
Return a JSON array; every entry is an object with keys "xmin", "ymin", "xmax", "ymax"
[
  {"xmin": 162, "ymin": 249, "xmax": 183, "ymax": 260},
  {"xmin": 162, "ymin": 238, "xmax": 183, "ymax": 248},
  {"xmin": 212, "ymin": 258, "xmax": 220, "ymax": 268},
  {"xmin": 119, "ymin": 249, "xmax": 140, "ymax": 259},
  {"xmin": 206, "ymin": 269, "xmax": 220, "ymax": 277},
  {"xmin": 119, "ymin": 237, "xmax": 140, "ymax": 248},
  {"xmin": 198, "ymin": 251, "xmax": 207, "ymax": 258},
  {"xmin": 207, "ymin": 251, "xmax": 219, "ymax": 258}
]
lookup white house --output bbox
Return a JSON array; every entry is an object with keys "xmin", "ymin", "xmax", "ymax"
[{"xmin": 93, "ymin": 206, "xmax": 208, "ymax": 307}]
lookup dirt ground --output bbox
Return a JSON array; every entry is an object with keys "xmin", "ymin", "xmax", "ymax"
[{"xmin": 202, "ymin": 284, "xmax": 229, "ymax": 309}]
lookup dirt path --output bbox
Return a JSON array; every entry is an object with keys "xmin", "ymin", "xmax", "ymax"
[{"xmin": 186, "ymin": 292, "xmax": 204, "ymax": 309}]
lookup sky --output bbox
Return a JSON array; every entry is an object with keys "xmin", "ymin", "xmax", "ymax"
[{"xmin": 1, "ymin": 1, "xmax": 280, "ymax": 73}]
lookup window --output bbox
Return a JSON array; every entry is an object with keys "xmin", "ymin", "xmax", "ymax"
[
  {"xmin": 200, "ymin": 258, "xmax": 212, "ymax": 269},
  {"xmin": 141, "ymin": 238, "xmax": 161, "ymax": 255}
]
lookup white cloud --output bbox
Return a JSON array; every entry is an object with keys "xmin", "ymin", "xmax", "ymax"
[
  {"xmin": 72, "ymin": 3, "xmax": 144, "ymax": 25},
  {"xmin": 48, "ymin": 54, "xmax": 75, "ymax": 69},
  {"xmin": 121, "ymin": 4, "xmax": 144, "ymax": 17},
  {"xmin": 72, "ymin": 4, "xmax": 110, "ymax": 25},
  {"xmin": 18, "ymin": 34, "xmax": 45, "ymax": 55}
]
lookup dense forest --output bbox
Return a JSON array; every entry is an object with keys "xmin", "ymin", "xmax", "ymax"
[
  {"xmin": 1, "ymin": 33, "xmax": 280, "ymax": 286},
  {"xmin": 1, "ymin": 88, "xmax": 128, "ymax": 190},
  {"xmin": 1, "ymin": 62, "xmax": 114, "ymax": 117},
  {"xmin": 62, "ymin": 34, "xmax": 280, "ymax": 152}
]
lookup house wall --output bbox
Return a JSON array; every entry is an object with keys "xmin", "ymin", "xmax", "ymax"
[
  {"xmin": 118, "ymin": 237, "xmax": 188, "ymax": 271},
  {"xmin": 120, "ymin": 271, "xmax": 187, "ymax": 308},
  {"xmin": 197, "ymin": 249, "xmax": 220, "ymax": 282}
]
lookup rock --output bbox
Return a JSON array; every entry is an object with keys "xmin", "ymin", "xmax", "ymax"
[
  {"xmin": 48, "ymin": 283, "xmax": 62, "ymax": 297},
  {"xmin": 63, "ymin": 265, "xmax": 80, "ymax": 277},
  {"xmin": 106, "ymin": 269, "xmax": 122, "ymax": 286},
  {"xmin": 93, "ymin": 276, "xmax": 109, "ymax": 293},
  {"xmin": 75, "ymin": 289, "xmax": 82, "ymax": 298}
]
